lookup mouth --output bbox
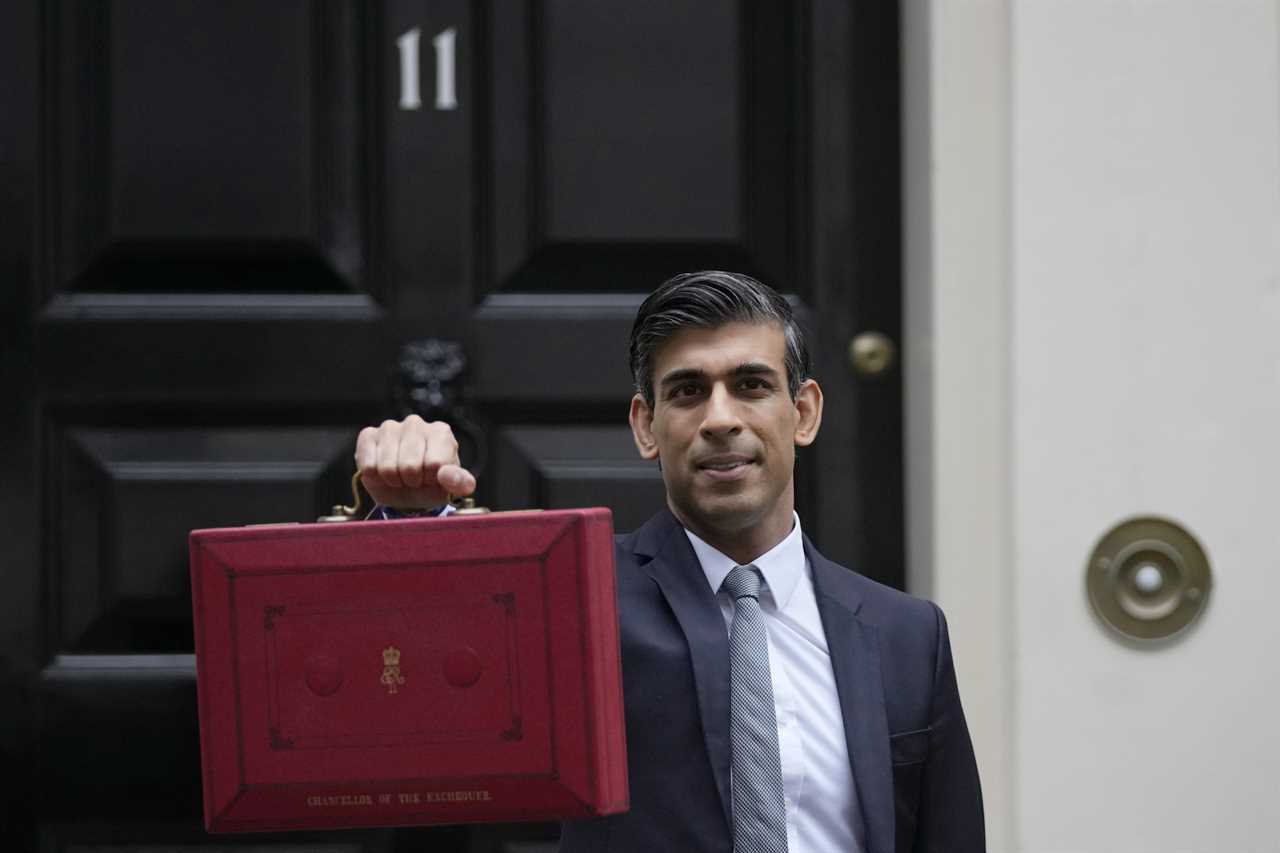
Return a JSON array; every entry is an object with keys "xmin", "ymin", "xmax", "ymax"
[{"xmin": 696, "ymin": 455, "xmax": 756, "ymax": 481}]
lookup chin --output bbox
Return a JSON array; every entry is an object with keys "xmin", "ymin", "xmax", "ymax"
[{"xmin": 686, "ymin": 493, "xmax": 768, "ymax": 532}]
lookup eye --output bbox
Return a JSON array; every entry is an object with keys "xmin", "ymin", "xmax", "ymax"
[
  {"xmin": 738, "ymin": 377, "xmax": 772, "ymax": 393},
  {"xmin": 668, "ymin": 383, "xmax": 702, "ymax": 400}
]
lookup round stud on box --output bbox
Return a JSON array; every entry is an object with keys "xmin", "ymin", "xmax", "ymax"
[
  {"xmin": 443, "ymin": 647, "xmax": 483, "ymax": 688},
  {"xmin": 1086, "ymin": 517, "xmax": 1212, "ymax": 642},
  {"xmin": 304, "ymin": 654, "xmax": 345, "ymax": 697}
]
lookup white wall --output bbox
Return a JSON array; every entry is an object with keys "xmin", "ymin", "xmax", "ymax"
[
  {"xmin": 905, "ymin": 1, "xmax": 1280, "ymax": 851},
  {"xmin": 903, "ymin": 0, "xmax": 1016, "ymax": 849}
]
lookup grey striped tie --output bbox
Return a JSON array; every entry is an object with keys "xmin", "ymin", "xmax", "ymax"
[{"xmin": 722, "ymin": 565, "xmax": 788, "ymax": 853}]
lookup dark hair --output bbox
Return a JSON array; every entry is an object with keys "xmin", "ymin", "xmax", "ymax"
[{"xmin": 629, "ymin": 270, "xmax": 811, "ymax": 407}]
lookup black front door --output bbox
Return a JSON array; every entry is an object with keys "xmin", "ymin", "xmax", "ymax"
[{"xmin": 0, "ymin": 2, "xmax": 901, "ymax": 849}]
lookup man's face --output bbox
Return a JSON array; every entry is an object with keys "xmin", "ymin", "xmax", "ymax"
[{"xmin": 629, "ymin": 321, "xmax": 822, "ymax": 548}]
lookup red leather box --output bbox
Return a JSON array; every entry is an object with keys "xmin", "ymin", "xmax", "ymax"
[{"xmin": 189, "ymin": 508, "xmax": 627, "ymax": 833}]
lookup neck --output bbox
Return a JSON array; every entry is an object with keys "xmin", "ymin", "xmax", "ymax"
[{"xmin": 669, "ymin": 499, "xmax": 795, "ymax": 566}]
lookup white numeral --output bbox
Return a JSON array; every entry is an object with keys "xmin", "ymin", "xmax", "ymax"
[
  {"xmin": 396, "ymin": 28, "xmax": 421, "ymax": 110},
  {"xmin": 433, "ymin": 27, "xmax": 458, "ymax": 110},
  {"xmin": 397, "ymin": 26, "xmax": 458, "ymax": 112}
]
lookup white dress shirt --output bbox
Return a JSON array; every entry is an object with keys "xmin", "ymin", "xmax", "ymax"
[{"xmin": 685, "ymin": 513, "xmax": 862, "ymax": 852}]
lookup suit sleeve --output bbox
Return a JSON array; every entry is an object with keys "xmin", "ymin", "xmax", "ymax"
[{"xmin": 915, "ymin": 602, "xmax": 986, "ymax": 853}]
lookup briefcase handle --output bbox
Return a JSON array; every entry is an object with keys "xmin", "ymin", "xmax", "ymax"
[{"xmin": 317, "ymin": 471, "xmax": 491, "ymax": 523}]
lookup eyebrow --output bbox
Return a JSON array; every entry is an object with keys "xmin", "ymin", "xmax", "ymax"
[{"xmin": 657, "ymin": 362, "xmax": 780, "ymax": 389}]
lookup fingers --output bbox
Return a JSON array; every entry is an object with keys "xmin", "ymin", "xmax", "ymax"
[
  {"xmin": 397, "ymin": 419, "xmax": 428, "ymax": 489},
  {"xmin": 354, "ymin": 416, "xmax": 475, "ymax": 508},
  {"xmin": 355, "ymin": 426, "xmax": 380, "ymax": 474},
  {"xmin": 375, "ymin": 419, "xmax": 405, "ymax": 488},
  {"xmin": 421, "ymin": 419, "xmax": 460, "ymax": 472}
]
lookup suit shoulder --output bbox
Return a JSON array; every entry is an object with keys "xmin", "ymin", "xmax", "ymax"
[
  {"xmin": 613, "ymin": 509, "xmax": 681, "ymax": 568},
  {"xmin": 861, "ymin": 571, "xmax": 938, "ymax": 617},
  {"xmin": 614, "ymin": 527, "xmax": 640, "ymax": 553},
  {"xmin": 612, "ymin": 528, "xmax": 653, "ymax": 581},
  {"xmin": 816, "ymin": 555, "xmax": 942, "ymax": 631},
  {"xmin": 614, "ymin": 529, "xmax": 643, "ymax": 562},
  {"xmin": 817, "ymin": 562, "xmax": 950, "ymax": 679}
]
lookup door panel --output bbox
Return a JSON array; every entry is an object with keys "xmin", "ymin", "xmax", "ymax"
[
  {"xmin": 486, "ymin": 0, "xmax": 793, "ymax": 292},
  {"xmin": 45, "ymin": 0, "xmax": 367, "ymax": 294},
  {"xmin": 493, "ymin": 425, "xmax": 666, "ymax": 534},
  {"xmin": 540, "ymin": 0, "xmax": 740, "ymax": 242},
  {"xmin": 51, "ymin": 426, "xmax": 352, "ymax": 653}
]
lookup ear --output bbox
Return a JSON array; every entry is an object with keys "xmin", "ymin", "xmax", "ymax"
[
  {"xmin": 629, "ymin": 393, "xmax": 660, "ymax": 460},
  {"xmin": 793, "ymin": 378, "xmax": 824, "ymax": 447}
]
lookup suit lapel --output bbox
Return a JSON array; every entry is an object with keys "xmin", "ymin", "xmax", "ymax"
[
  {"xmin": 807, "ymin": 539, "xmax": 894, "ymax": 853},
  {"xmin": 634, "ymin": 509, "xmax": 733, "ymax": 828}
]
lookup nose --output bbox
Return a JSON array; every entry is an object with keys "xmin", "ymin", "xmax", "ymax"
[{"xmin": 700, "ymin": 383, "xmax": 743, "ymax": 439}]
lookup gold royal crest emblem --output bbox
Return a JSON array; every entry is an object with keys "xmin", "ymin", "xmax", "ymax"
[{"xmin": 381, "ymin": 645, "xmax": 405, "ymax": 694}]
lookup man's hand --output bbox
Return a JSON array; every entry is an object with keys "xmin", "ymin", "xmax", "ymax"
[{"xmin": 355, "ymin": 415, "xmax": 477, "ymax": 511}]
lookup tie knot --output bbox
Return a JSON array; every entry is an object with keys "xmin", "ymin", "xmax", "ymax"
[{"xmin": 721, "ymin": 565, "xmax": 763, "ymax": 600}]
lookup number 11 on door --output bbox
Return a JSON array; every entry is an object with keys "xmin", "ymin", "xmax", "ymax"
[{"xmin": 397, "ymin": 27, "xmax": 457, "ymax": 111}]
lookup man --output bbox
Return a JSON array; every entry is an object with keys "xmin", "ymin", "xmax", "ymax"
[{"xmin": 356, "ymin": 271, "xmax": 984, "ymax": 852}]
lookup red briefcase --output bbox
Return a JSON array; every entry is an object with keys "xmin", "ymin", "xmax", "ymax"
[{"xmin": 189, "ymin": 491, "xmax": 626, "ymax": 833}]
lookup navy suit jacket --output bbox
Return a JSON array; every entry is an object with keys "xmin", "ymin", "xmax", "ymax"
[{"xmin": 559, "ymin": 509, "xmax": 985, "ymax": 853}]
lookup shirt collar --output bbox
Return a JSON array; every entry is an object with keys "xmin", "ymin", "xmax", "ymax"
[{"xmin": 683, "ymin": 512, "xmax": 805, "ymax": 611}]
